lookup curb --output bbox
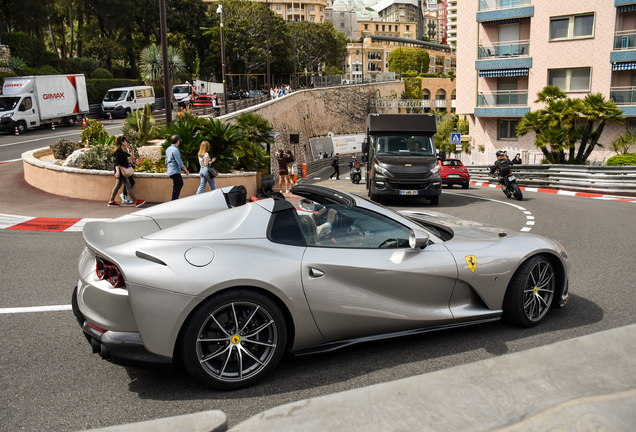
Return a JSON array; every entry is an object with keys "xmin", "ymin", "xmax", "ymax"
[{"xmin": 469, "ymin": 181, "xmax": 636, "ymax": 202}]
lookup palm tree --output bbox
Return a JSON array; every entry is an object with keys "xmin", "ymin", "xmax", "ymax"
[
  {"xmin": 139, "ymin": 44, "xmax": 187, "ymax": 87},
  {"xmin": 234, "ymin": 113, "xmax": 274, "ymax": 171},
  {"xmin": 534, "ymin": 85, "xmax": 567, "ymax": 104},
  {"xmin": 162, "ymin": 114, "xmax": 206, "ymax": 171},
  {"xmin": 577, "ymin": 93, "xmax": 625, "ymax": 162}
]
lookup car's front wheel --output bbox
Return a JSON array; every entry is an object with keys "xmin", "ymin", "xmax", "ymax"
[
  {"xmin": 181, "ymin": 290, "xmax": 287, "ymax": 390},
  {"xmin": 502, "ymin": 255, "xmax": 556, "ymax": 327}
]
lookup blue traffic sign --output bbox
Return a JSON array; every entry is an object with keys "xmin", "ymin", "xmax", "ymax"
[{"xmin": 451, "ymin": 133, "xmax": 461, "ymax": 144}]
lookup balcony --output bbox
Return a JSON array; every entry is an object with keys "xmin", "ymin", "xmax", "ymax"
[
  {"xmin": 479, "ymin": 40, "xmax": 529, "ymax": 59},
  {"xmin": 475, "ymin": 90, "xmax": 530, "ymax": 117},
  {"xmin": 610, "ymin": 87, "xmax": 636, "ymax": 116},
  {"xmin": 479, "ymin": 0, "xmax": 531, "ymax": 10},
  {"xmin": 478, "ymin": 90, "xmax": 528, "ymax": 107}
]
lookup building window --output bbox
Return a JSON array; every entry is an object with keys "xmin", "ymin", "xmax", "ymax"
[
  {"xmin": 311, "ymin": 17, "xmax": 315, "ymax": 22},
  {"xmin": 550, "ymin": 14, "xmax": 594, "ymax": 40},
  {"xmin": 364, "ymin": 24, "xmax": 368, "ymax": 30},
  {"xmin": 276, "ymin": 5, "xmax": 281, "ymax": 10},
  {"xmin": 382, "ymin": 25, "xmax": 385, "ymax": 31},
  {"xmin": 376, "ymin": 24, "xmax": 379, "ymax": 31},
  {"xmin": 548, "ymin": 67, "xmax": 591, "ymax": 92},
  {"xmin": 499, "ymin": 119, "xmax": 519, "ymax": 140},
  {"xmin": 310, "ymin": 5, "xmax": 314, "ymax": 10},
  {"xmin": 320, "ymin": 7, "xmax": 323, "ymax": 11},
  {"xmin": 628, "ymin": 119, "xmax": 636, "ymax": 131},
  {"xmin": 406, "ymin": 25, "xmax": 410, "ymax": 31}
]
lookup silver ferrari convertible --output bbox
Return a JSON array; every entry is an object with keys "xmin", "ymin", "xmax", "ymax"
[{"xmin": 73, "ymin": 185, "xmax": 570, "ymax": 390}]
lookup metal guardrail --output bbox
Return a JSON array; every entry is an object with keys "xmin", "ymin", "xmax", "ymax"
[{"xmin": 468, "ymin": 165, "xmax": 636, "ymax": 195}]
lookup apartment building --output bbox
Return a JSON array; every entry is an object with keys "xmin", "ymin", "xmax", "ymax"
[
  {"xmin": 457, "ymin": 0, "xmax": 633, "ymax": 160},
  {"xmin": 202, "ymin": 0, "xmax": 328, "ymax": 23},
  {"xmin": 447, "ymin": 0, "xmax": 457, "ymax": 50}
]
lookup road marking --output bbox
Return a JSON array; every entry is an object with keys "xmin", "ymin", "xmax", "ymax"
[
  {"xmin": 0, "ymin": 125, "xmax": 122, "ymax": 147},
  {"xmin": 446, "ymin": 193, "xmax": 534, "ymax": 232},
  {"xmin": 0, "ymin": 305, "xmax": 72, "ymax": 314}
]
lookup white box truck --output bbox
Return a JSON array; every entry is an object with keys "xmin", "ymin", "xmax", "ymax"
[{"xmin": 0, "ymin": 74, "xmax": 89, "ymax": 134}]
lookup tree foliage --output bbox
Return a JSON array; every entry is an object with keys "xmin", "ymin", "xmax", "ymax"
[
  {"xmin": 290, "ymin": 21, "xmax": 348, "ymax": 72},
  {"xmin": 517, "ymin": 86, "xmax": 624, "ymax": 164},
  {"xmin": 387, "ymin": 47, "xmax": 430, "ymax": 74}
]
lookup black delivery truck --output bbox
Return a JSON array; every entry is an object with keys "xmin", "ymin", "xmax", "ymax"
[{"xmin": 362, "ymin": 113, "xmax": 446, "ymax": 205}]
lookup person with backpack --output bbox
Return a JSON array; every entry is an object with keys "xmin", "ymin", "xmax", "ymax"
[
  {"xmin": 329, "ymin": 153, "xmax": 340, "ymax": 180},
  {"xmin": 285, "ymin": 150, "xmax": 296, "ymax": 189},
  {"xmin": 490, "ymin": 150, "xmax": 512, "ymax": 186}
]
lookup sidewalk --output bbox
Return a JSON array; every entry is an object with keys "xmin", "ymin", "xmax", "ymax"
[{"xmin": 228, "ymin": 324, "xmax": 636, "ymax": 432}]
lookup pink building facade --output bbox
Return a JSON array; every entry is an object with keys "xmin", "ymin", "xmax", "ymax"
[{"xmin": 457, "ymin": 0, "xmax": 636, "ymax": 163}]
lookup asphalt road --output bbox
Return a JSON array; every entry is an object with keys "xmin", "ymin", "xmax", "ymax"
[{"xmin": 1, "ymin": 162, "xmax": 635, "ymax": 431}]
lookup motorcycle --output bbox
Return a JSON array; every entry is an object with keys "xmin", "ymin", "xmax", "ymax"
[
  {"xmin": 349, "ymin": 161, "xmax": 362, "ymax": 184},
  {"xmin": 499, "ymin": 173, "xmax": 523, "ymax": 201}
]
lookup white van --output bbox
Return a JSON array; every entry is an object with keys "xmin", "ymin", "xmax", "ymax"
[{"xmin": 101, "ymin": 86, "xmax": 155, "ymax": 118}]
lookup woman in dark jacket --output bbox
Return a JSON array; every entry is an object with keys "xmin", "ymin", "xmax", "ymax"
[{"xmin": 107, "ymin": 136, "xmax": 146, "ymax": 207}]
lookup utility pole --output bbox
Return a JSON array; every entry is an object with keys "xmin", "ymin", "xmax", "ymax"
[
  {"xmin": 266, "ymin": 0, "xmax": 271, "ymax": 90},
  {"xmin": 159, "ymin": 0, "xmax": 171, "ymax": 125}
]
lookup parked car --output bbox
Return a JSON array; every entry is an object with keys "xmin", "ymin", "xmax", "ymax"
[
  {"xmin": 439, "ymin": 158, "xmax": 470, "ymax": 189},
  {"xmin": 72, "ymin": 184, "xmax": 570, "ymax": 390},
  {"xmin": 193, "ymin": 96, "xmax": 213, "ymax": 107}
]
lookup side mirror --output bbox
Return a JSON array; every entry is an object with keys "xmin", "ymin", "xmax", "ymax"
[
  {"xmin": 409, "ymin": 229, "xmax": 430, "ymax": 249},
  {"xmin": 438, "ymin": 150, "xmax": 447, "ymax": 162}
]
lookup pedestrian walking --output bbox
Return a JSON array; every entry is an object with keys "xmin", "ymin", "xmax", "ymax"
[
  {"xmin": 166, "ymin": 134, "xmax": 190, "ymax": 200},
  {"xmin": 285, "ymin": 150, "xmax": 296, "ymax": 189},
  {"xmin": 212, "ymin": 94, "xmax": 220, "ymax": 117},
  {"xmin": 329, "ymin": 153, "xmax": 340, "ymax": 180},
  {"xmin": 107, "ymin": 136, "xmax": 146, "ymax": 208},
  {"xmin": 196, "ymin": 141, "xmax": 217, "ymax": 194}
]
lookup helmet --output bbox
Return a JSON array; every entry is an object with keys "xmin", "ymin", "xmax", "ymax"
[{"xmin": 496, "ymin": 150, "xmax": 505, "ymax": 157}]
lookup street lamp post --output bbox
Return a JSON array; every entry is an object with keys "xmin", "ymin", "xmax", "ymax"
[
  {"xmin": 217, "ymin": 5, "xmax": 229, "ymax": 114},
  {"xmin": 159, "ymin": 0, "xmax": 171, "ymax": 125},
  {"xmin": 266, "ymin": 0, "xmax": 271, "ymax": 90}
]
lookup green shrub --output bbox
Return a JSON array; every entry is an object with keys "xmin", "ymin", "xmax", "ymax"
[
  {"xmin": 81, "ymin": 145, "xmax": 115, "ymax": 171},
  {"xmin": 51, "ymin": 139, "xmax": 80, "ymax": 159},
  {"xmin": 41, "ymin": 51, "xmax": 62, "ymax": 70},
  {"xmin": 80, "ymin": 119, "xmax": 108, "ymax": 145},
  {"xmin": 606, "ymin": 153, "xmax": 636, "ymax": 166},
  {"xmin": 85, "ymin": 79, "xmax": 144, "ymax": 104},
  {"xmin": 91, "ymin": 68, "xmax": 114, "ymax": 79},
  {"xmin": 136, "ymin": 157, "xmax": 165, "ymax": 173},
  {"xmin": 2, "ymin": 32, "xmax": 46, "ymax": 67},
  {"xmin": 91, "ymin": 135, "xmax": 116, "ymax": 147},
  {"xmin": 8, "ymin": 57, "xmax": 27, "ymax": 74},
  {"xmin": 37, "ymin": 65, "xmax": 60, "ymax": 75},
  {"xmin": 66, "ymin": 57, "xmax": 99, "ymax": 76}
]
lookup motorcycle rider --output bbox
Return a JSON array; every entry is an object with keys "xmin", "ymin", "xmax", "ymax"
[{"xmin": 489, "ymin": 150, "xmax": 512, "ymax": 187}]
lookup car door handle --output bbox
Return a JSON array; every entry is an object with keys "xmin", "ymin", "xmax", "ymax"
[{"xmin": 308, "ymin": 268, "xmax": 324, "ymax": 278}]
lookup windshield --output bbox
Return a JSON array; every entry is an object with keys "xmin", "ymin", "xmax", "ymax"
[
  {"xmin": 0, "ymin": 97, "xmax": 21, "ymax": 112},
  {"xmin": 103, "ymin": 91, "xmax": 126, "ymax": 102},
  {"xmin": 372, "ymin": 135, "xmax": 435, "ymax": 157},
  {"xmin": 173, "ymin": 85, "xmax": 191, "ymax": 94}
]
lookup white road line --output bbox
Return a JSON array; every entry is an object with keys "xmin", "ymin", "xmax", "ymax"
[
  {"xmin": 446, "ymin": 193, "xmax": 533, "ymax": 231},
  {"xmin": 65, "ymin": 218, "xmax": 110, "ymax": 232},
  {"xmin": 0, "ymin": 213, "xmax": 35, "ymax": 229},
  {"xmin": 0, "ymin": 305, "xmax": 72, "ymax": 314},
  {"xmin": 0, "ymin": 125, "xmax": 122, "ymax": 147}
]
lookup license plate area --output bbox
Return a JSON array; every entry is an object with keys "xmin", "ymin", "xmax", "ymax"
[
  {"xmin": 508, "ymin": 175, "xmax": 516, "ymax": 181},
  {"xmin": 399, "ymin": 190, "xmax": 419, "ymax": 195},
  {"xmin": 448, "ymin": 174, "xmax": 460, "ymax": 178}
]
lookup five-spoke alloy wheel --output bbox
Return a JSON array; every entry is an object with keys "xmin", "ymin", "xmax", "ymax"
[{"xmin": 182, "ymin": 290, "xmax": 287, "ymax": 390}]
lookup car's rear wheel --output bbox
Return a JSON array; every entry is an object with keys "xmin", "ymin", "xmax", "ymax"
[
  {"xmin": 181, "ymin": 290, "xmax": 287, "ymax": 390},
  {"xmin": 462, "ymin": 183, "xmax": 469, "ymax": 189},
  {"xmin": 429, "ymin": 196, "xmax": 439, "ymax": 205},
  {"xmin": 502, "ymin": 255, "xmax": 555, "ymax": 327}
]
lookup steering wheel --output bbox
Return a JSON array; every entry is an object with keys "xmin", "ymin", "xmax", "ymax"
[{"xmin": 378, "ymin": 238, "xmax": 399, "ymax": 249}]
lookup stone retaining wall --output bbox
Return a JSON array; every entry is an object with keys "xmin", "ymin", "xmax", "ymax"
[{"xmin": 23, "ymin": 148, "xmax": 258, "ymax": 203}]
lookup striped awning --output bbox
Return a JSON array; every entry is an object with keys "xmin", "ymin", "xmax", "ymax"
[
  {"xmin": 479, "ymin": 68, "xmax": 529, "ymax": 78},
  {"xmin": 480, "ymin": 17, "xmax": 530, "ymax": 25},
  {"xmin": 618, "ymin": 5, "xmax": 636, "ymax": 13},
  {"xmin": 613, "ymin": 62, "xmax": 636, "ymax": 71}
]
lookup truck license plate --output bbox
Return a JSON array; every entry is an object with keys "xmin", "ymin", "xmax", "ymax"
[{"xmin": 399, "ymin": 190, "xmax": 419, "ymax": 195}]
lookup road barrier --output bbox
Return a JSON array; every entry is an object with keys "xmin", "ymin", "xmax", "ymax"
[{"xmin": 468, "ymin": 165, "xmax": 636, "ymax": 195}]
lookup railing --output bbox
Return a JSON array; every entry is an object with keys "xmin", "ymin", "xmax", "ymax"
[
  {"xmin": 479, "ymin": 0, "xmax": 531, "ymax": 11},
  {"xmin": 371, "ymin": 99, "xmax": 449, "ymax": 109},
  {"xmin": 614, "ymin": 29, "xmax": 636, "ymax": 50},
  {"xmin": 467, "ymin": 165, "xmax": 636, "ymax": 195},
  {"xmin": 610, "ymin": 86, "xmax": 636, "ymax": 105},
  {"xmin": 479, "ymin": 40, "xmax": 530, "ymax": 58},
  {"xmin": 477, "ymin": 90, "xmax": 528, "ymax": 107}
]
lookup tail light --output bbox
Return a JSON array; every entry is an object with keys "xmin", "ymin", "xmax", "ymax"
[{"xmin": 96, "ymin": 258, "xmax": 126, "ymax": 289}]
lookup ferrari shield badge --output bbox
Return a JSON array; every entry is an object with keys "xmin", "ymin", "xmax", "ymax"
[{"xmin": 465, "ymin": 255, "xmax": 477, "ymax": 272}]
